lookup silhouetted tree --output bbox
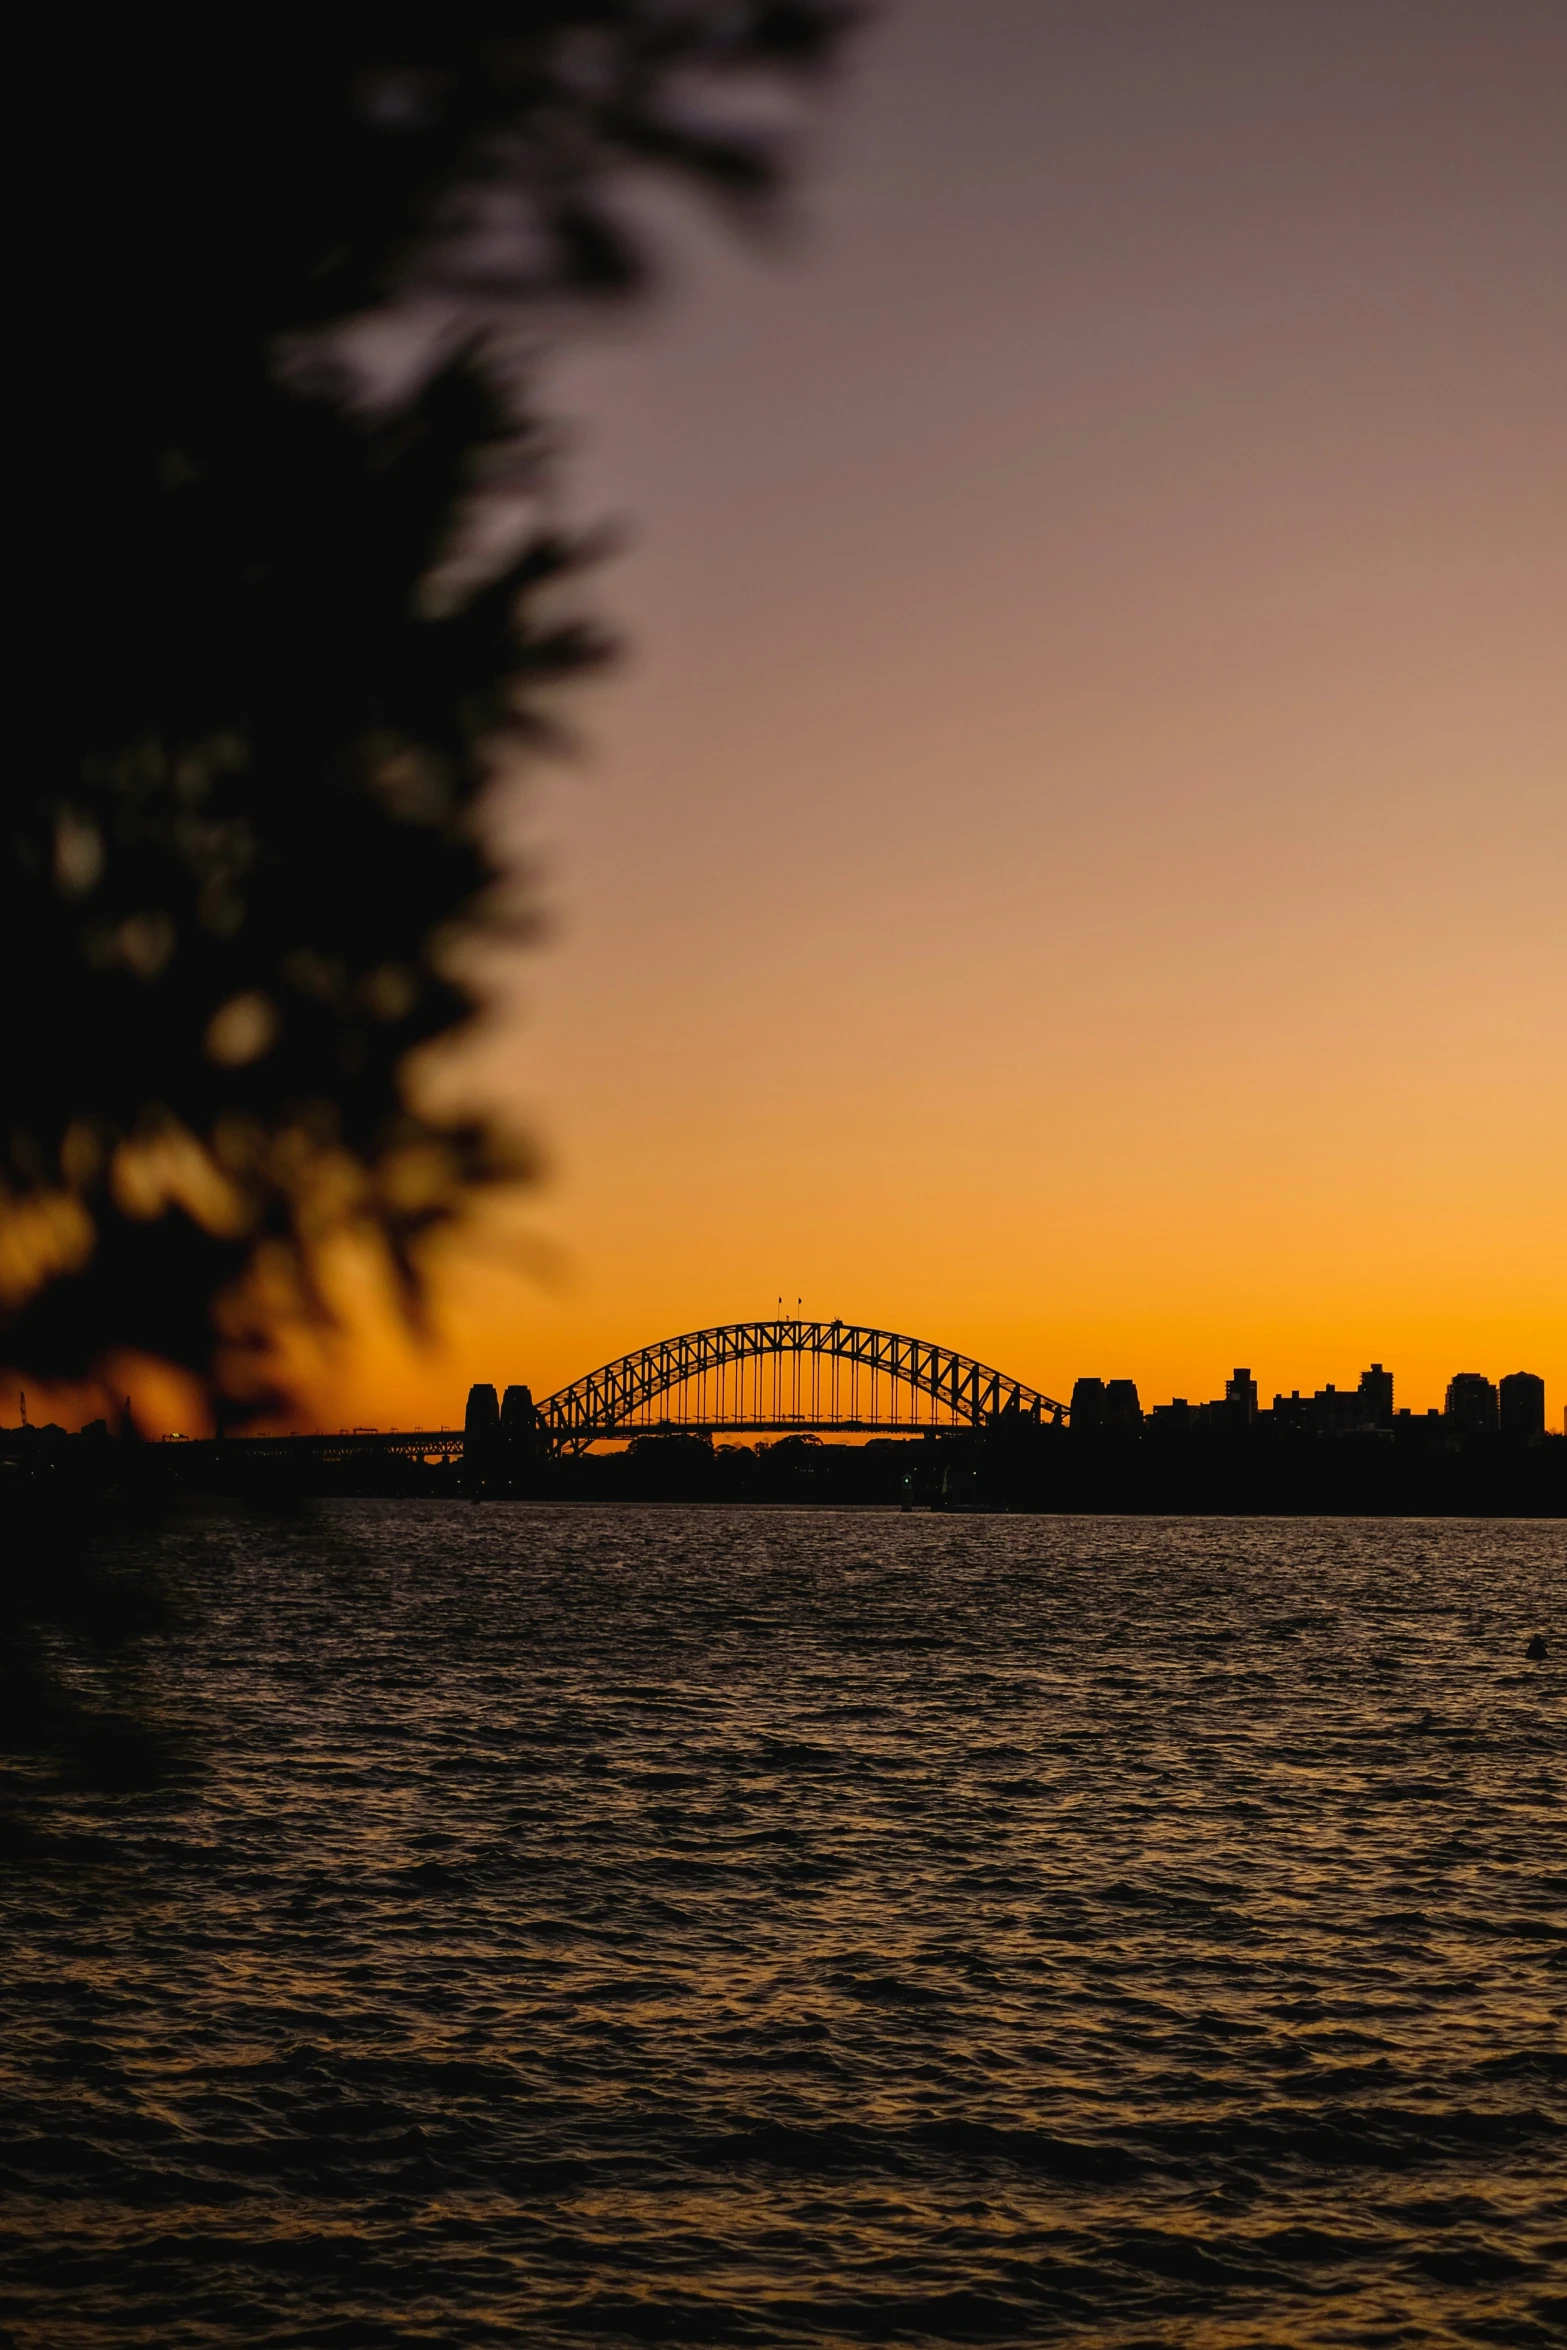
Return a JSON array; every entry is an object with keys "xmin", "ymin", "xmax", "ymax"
[{"xmin": 0, "ymin": 4, "xmax": 851, "ymax": 1416}]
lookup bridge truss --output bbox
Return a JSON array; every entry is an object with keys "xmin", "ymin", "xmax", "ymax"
[{"xmin": 535, "ymin": 1319, "xmax": 1067, "ymax": 1449}]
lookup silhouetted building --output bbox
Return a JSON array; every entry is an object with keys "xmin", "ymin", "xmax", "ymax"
[
  {"xmin": 1270, "ymin": 1375, "xmax": 1391, "ymax": 1435},
  {"xmin": 1358, "ymin": 1363, "xmax": 1394, "ymax": 1428},
  {"xmin": 465, "ymin": 1382, "xmax": 500, "ymax": 1433},
  {"xmin": 1071, "ymin": 1376, "xmax": 1142, "ymax": 1432},
  {"xmin": 1102, "ymin": 1379, "xmax": 1143, "ymax": 1428},
  {"xmin": 1148, "ymin": 1398, "xmax": 1191, "ymax": 1429},
  {"xmin": 1317, "ymin": 1384, "xmax": 1352, "ymax": 1433},
  {"xmin": 1225, "ymin": 1368, "xmax": 1258, "ymax": 1425},
  {"xmin": 1070, "ymin": 1377, "xmax": 1104, "ymax": 1433},
  {"xmin": 1499, "ymin": 1371, "xmax": 1545, "ymax": 1441},
  {"xmin": 501, "ymin": 1384, "xmax": 535, "ymax": 1430},
  {"xmin": 1306, "ymin": 1384, "xmax": 1356, "ymax": 1434},
  {"xmin": 1445, "ymin": 1373, "xmax": 1499, "ymax": 1436}
]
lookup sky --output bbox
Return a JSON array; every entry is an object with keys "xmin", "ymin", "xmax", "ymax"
[{"xmin": 304, "ymin": 0, "xmax": 1567, "ymax": 1434}]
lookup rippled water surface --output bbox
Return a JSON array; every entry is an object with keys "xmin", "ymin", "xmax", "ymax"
[{"xmin": 4, "ymin": 1504, "xmax": 1567, "ymax": 2346}]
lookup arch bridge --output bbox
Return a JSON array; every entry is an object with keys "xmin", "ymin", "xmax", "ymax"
[{"xmin": 533, "ymin": 1319, "xmax": 1067, "ymax": 1450}]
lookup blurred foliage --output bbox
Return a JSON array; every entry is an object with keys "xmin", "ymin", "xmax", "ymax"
[{"xmin": 0, "ymin": 3, "xmax": 852, "ymax": 1415}]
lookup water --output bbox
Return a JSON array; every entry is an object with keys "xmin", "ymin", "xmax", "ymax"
[{"xmin": 3, "ymin": 1504, "xmax": 1565, "ymax": 2347}]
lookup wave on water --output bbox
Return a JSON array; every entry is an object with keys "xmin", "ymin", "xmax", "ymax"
[{"xmin": 2, "ymin": 1504, "xmax": 1564, "ymax": 2346}]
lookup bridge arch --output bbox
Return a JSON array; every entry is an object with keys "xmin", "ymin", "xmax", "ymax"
[{"xmin": 535, "ymin": 1319, "xmax": 1067, "ymax": 1446}]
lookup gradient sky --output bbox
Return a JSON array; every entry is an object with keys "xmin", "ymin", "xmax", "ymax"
[{"xmin": 308, "ymin": 0, "xmax": 1567, "ymax": 1434}]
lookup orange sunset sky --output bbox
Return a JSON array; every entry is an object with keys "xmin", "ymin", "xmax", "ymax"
[{"xmin": 252, "ymin": 1, "xmax": 1567, "ymax": 1433}]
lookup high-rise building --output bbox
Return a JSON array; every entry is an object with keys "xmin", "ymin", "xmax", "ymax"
[
  {"xmin": 1070, "ymin": 1377, "xmax": 1105, "ymax": 1433},
  {"xmin": 1225, "ymin": 1368, "xmax": 1258, "ymax": 1425},
  {"xmin": 1499, "ymin": 1371, "xmax": 1545, "ymax": 1441},
  {"xmin": 1357, "ymin": 1363, "xmax": 1394, "ymax": 1429},
  {"xmin": 1445, "ymin": 1373, "xmax": 1499, "ymax": 1435},
  {"xmin": 1102, "ymin": 1379, "xmax": 1143, "ymax": 1428}
]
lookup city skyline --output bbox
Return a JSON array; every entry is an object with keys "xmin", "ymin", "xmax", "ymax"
[
  {"xmin": 264, "ymin": 0, "xmax": 1567, "ymax": 1445},
  {"xmin": 449, "ymin": 1340, "xmax": 1556, "ymax": 1446},
  {"xmin": 21, "ymin": 1, "xmax": 1567, "ymax": 1441}
]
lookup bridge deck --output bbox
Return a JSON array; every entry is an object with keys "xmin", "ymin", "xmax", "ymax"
[
  {"xmin": 190, "ymin": 1416, "xmax": 992, "ymax": 1458},
  {"xmin": 188, "ymin": 1430, "xmax": 464, "ymax": 1456}
]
